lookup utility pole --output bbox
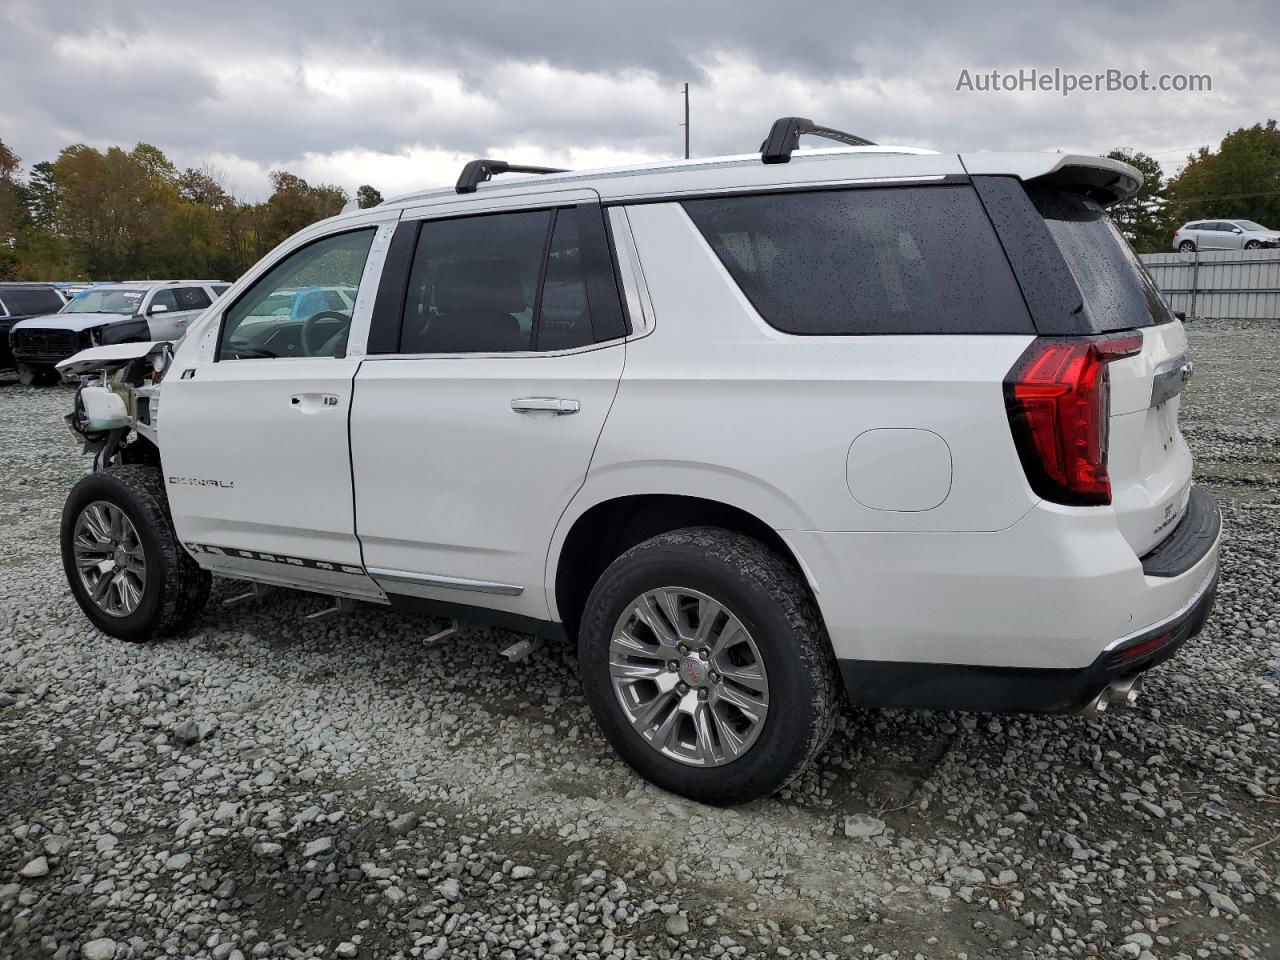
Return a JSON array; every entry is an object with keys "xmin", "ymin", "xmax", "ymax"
[{"xmin": 681, "ymin": 83, "xmax": 690, "ymax": 159}]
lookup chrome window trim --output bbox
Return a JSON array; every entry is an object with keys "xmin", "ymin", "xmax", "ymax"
[{"xmin": 367, "ymin": 566, "xmax": 524, "ymax": 596}]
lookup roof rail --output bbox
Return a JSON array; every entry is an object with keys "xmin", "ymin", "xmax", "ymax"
[
  {"xmin": 760, "ymin": 117, "xmax": 876, "ymax": 164},
  {"xmin": 455, "ymin": 159, "xmax": 568, "ymax": 194}
]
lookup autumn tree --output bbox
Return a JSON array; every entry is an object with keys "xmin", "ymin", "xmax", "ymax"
[{"xmin": 0, "ymin": 139, "xmax": 21, "ymax": 278}]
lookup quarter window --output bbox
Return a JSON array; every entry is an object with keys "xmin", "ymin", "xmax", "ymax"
[
  {"xmin": 683, "ymin": 185, "xmax": 1033, "ymax": 335},
  {"xmin": 218, "ymin": 229, "xmax": 376, "ymax": 361},
  {"xmin": 173, "ymin": 286, "xmax": 212, "ymax": 310}
]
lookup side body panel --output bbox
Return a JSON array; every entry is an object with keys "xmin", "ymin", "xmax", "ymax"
[
  {"xmin": 549, "ymin": 200, "xmax": 1038, "ymax": 657},
  {"xmin": 350, "ymin": 187, "xmax": 626, "ymax": 618}
]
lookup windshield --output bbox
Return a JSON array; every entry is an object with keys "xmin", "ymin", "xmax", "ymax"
[
  {"xmin": 61, "ymin": 288, "xmax": 145, "ymax": 315},
  {"xmin": 1030, "ymin": 188, "xmax": 1172, "ymax": 332},
  {"xmin": 1235, "ymin": 220, "xmax": 1268, "ymax": 232}
]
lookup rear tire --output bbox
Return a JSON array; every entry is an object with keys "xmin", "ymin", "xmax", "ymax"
[
  {"xmin": 578, "ymin": 527, "xmax": 838, "ymax": 805},
  {"xmin": 1178, "ymin": 240, "xmax": 1196, "ymax": 253},
  {"xmin": 61, "ymin": 464, "xmax": 211, "ymax": 642}
]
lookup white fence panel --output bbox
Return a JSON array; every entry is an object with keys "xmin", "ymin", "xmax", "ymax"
[{"xmin": 1140, "ymin": 249, "xmax": 1280, "ymax": 321}]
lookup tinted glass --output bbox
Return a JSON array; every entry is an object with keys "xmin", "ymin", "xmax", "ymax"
[
  {"xmin": 219, "ymin": 228, "xmax": 375, "ymax": 360},
  {"xmin": 400, "ymin": 210, "xmax": 550, "ymax": 354},
  {"xmin": 536, "ymin": 208, "xmax": 593, "ymax": 351},
  {"xmin": 173, "ymin": 286, "xmax": 212, "ymax": 310},
  {"xmin": 1030, "ymin": 188, "xmax": 1171, "ymax": 331},
  {"xmin": 0, "ymin": 287, "xmax": 64, "ymax": 315},
  {"xmin": 212, "ymin": 284, "xmax": 230, "ymax": 296},
  {"xmin": 682, "ymin": 185, "xmax": 1033, "ymax": 335}
]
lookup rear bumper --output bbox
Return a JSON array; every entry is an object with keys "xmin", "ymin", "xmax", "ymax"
[
  {"xmin": 838, "ymin": 561, "xmax": 1217, "ymax": 712},
  {"xmin": 784, "ymin": 486, "xmax": 1223, "ymax": 713}
]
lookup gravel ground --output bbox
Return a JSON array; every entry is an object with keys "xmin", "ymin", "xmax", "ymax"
[{"xmin": 1, "ymin": 319, "xmax": 1277, "ymax": 960}]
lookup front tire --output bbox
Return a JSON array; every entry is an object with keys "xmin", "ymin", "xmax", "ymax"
[
  {"xmin": 1178, "ymin": 240, "xmax": 1196, "ymax": 253},
  {"xmin": 61, "ymin": 465, "xmax": 211, "ymax": 642},
  {"xmin": 1245, "ymin": 240, "xmax": 1261, "ymax": 250},
  {"xmin": 578, "ymin": 527, "xmax": 838, "ymax": 805}
]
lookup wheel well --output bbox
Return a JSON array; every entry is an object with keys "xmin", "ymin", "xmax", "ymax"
[{"xmin": 554, "ymin": 495, "xmax": 805, "ymax": 638}]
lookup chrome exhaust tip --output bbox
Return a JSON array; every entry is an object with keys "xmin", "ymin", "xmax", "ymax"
[
  {"xmin": 1108, "ymin": 675, "xmax": 1143, "ymax": 708},
  {"xmin": 1081, "ymin": 688, "xmax": 1110, "ymax": 716}
]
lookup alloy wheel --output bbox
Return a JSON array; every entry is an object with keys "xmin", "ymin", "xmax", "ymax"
[
  {"xmin": 72, "ymin": 501, "xmax": 147, "ymax": 617},
  {"xmin": 608, "ymin": 587, "xmax": 769, "ymax": 766}
]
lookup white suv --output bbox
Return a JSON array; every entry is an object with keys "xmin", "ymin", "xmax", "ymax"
[{"xmin": 56, "ymin": 118, "xmax": 1221, "ymax": 805}]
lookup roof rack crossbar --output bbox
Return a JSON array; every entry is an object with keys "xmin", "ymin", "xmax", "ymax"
[
  {"xmin": 456, "ymin": 159, "xmax": 569, "ymax": 194},
  {"xmin": 760, "ymin": 116, "xmax": 876, "ymax": 164}
]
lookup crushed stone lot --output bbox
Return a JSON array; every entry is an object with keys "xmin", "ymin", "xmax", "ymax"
[{"xmin": 1, "ymin": 319, "xmax": 1277, "ymax": 960}]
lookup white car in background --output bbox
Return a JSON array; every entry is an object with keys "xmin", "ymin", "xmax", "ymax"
[
  {"xmin": 1173, "ymin": 219, "xmax": 1280, "ymax": 252},
  {"xmin": 10, "ymin": 280, "xmax": 228, "ymax": 384}
]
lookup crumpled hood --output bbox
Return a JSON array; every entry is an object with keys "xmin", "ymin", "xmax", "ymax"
[{"xmin": 10, "ymin": 312, "xmax": 134, "ymax": 334}]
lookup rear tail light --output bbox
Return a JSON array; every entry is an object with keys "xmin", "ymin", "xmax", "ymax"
[{"xmin": 1004, "ymin": 334, "xmax": 1143, "ymax": 506}]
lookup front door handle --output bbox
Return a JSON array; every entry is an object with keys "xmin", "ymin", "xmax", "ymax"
[
  {"xmin": 291, "ymin": 393, "xmax": 341, "ymax": 412},
  {"xmin": 511, "ymin": 397, "xmax": 580, "ymax": 415}
]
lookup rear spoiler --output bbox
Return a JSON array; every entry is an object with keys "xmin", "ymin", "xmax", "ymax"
[{"xmin": 960, "ymin": 153, "xmax": 1142, "ymax": 206}]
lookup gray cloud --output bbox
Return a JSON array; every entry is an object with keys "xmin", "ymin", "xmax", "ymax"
[{"xmin": 2, "ymin": 0, "xmax": 1277, "ymax": 198}]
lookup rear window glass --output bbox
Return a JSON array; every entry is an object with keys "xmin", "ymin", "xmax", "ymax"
[
  {"xmin": 682, "ymin": 185, "xmax": 1033, "ymax": 335},
  {"xmin": 0, "ymin": 287, "xmax": 64, "ymax": 316},
  {"xmin": 1030, "ymin": 188, "xmax": 1171, "ymax": 331}
]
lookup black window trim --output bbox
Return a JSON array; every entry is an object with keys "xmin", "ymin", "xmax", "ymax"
[
  {"xmin": 366, "ymin": 200, "xmax": 628, "ymax": 358},
  {"xmin": 213, "ymin": 225, "xmax": 379, "ymax": 363}
]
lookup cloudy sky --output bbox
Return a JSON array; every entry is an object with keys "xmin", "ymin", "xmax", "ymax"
[{"xmin": 2, "ymin": 0, "xmax": 1277, "ymax": 201}]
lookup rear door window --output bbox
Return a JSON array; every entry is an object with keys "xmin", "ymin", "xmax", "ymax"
[
  {"xmin": 682, "ymin": 185, "xmax": 1033, "ymax": 335},
  {"xmin": 1028, "ymin": 188, "xmax": 1172, "ymax": 331}
]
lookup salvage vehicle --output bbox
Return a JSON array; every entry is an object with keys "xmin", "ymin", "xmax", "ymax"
[
  {"xmin": 55, "ymin": 118, "xmax": 1221, "ymax": 805},
  {"xmin": 1173, "ymin": 219, "xmax": 1280, "ymax": 252},
  {"xmin": 0, "ymin": 283, "xmax": 67, "ymax": 373},
  {"xmin": 11, "ymin": 279, "xmax": 229, "ymax": 384}
]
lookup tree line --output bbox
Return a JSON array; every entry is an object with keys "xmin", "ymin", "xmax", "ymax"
[
  {"xmin": 1, "ymin": 119, "xmax": 1277, "ymax": 282},
  {"xmin": 0, "ymin": 139, "xmax": 383, "ymax": 282},
  {"xmin": 1103, "ymin": 120, "xmax": 1280, "ymax": 252}
]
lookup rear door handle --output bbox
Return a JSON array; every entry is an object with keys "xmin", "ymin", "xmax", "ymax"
[{"xmin": 511, "ymin": 397, "xmax": 580, "ymax": 415}]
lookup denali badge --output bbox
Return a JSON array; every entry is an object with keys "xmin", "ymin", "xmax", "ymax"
[{"xmin": 168, "ymin": 476, "xmax": 235, "ymax": 489}]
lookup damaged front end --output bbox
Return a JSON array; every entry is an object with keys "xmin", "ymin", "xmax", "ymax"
[{"xmin": 57, "ymin": 342, "xmax": 173, "ymax": 471}]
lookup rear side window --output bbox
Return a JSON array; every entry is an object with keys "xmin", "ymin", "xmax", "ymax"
[
  {"xmin": 1029, "ymin": 188, "xmax": 1171, "ymax": 331},
  {"xmin": 682, "ymin": 185, "xmax": 1033, "ymax": 335},
  {"xmin": 398, "ymin": 206, "xmax": 604, "ymax": 354},
  {"xmin": 0, "ymin": 287, "xmax": 64, "ymax": 316},
  {"xmin": 401, "ymin": 209, "xmax": 550, "ymax": 354}
]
